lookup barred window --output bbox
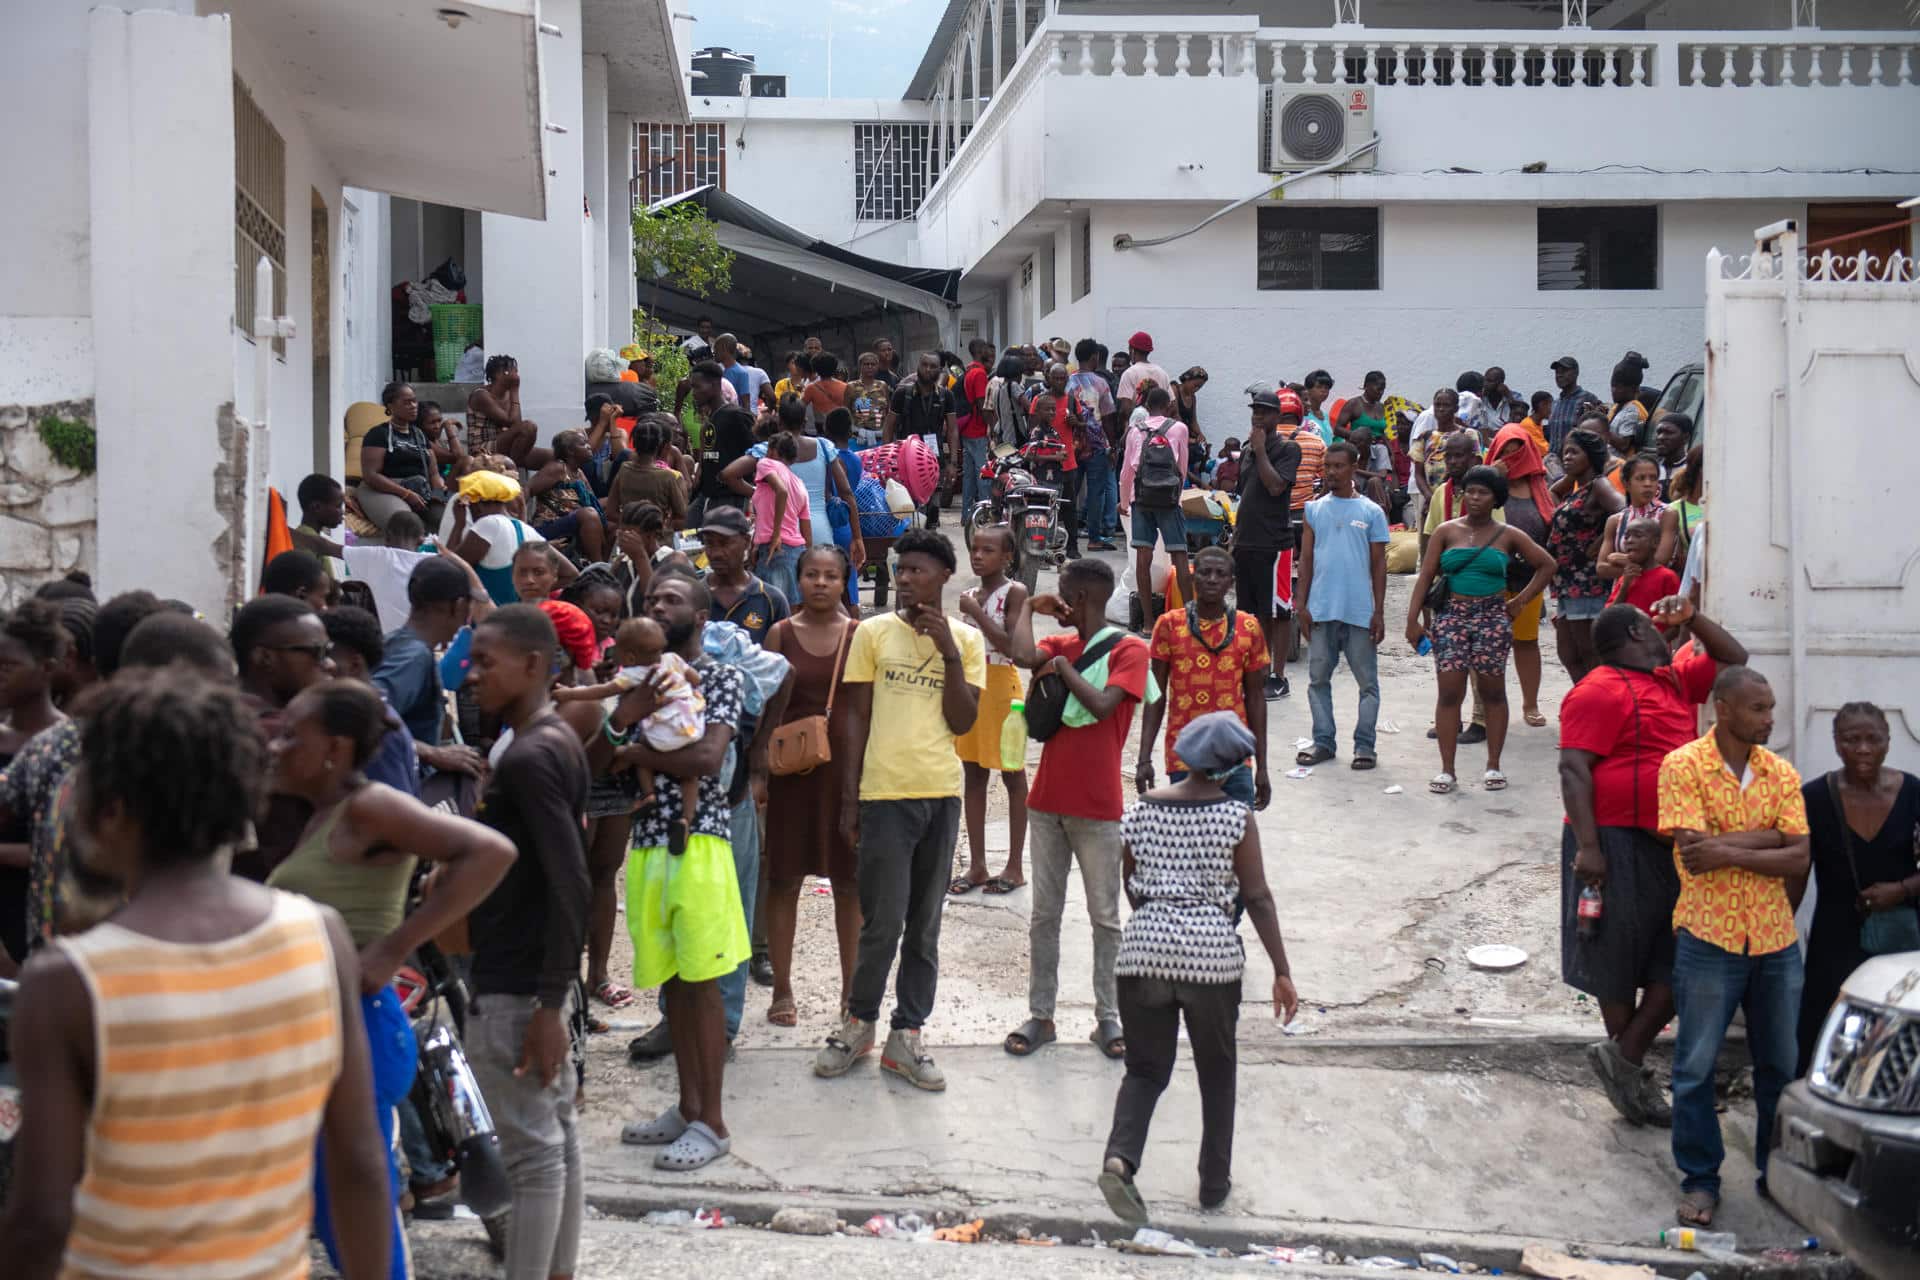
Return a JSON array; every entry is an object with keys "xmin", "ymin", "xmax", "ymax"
[
  {"xmin": 853, "ymin": 123, "xmax": 933, "ymax": 222},
  {"xmin": 234, "ymin": 78, "xmax": 287, "ymax": 356},
  {"xmin": 632, "ymin": 122, "xmax": 727, "ymax": 208}
]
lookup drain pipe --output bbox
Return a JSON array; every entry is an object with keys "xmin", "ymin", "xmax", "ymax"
[{"xmin": 1113, "ymin": 137, "xmax": 1381, "ymax": 252}]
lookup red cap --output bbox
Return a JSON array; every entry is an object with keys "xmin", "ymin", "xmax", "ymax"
[
  {"xmin": 1128, "ymin": 331, "xmax": 1153, "ymax": 355},
  {"xmin": 538, "ymin": 600, "xmax": 601, "ymax": 673},
  {"xmin": 1275, "ymin": 388, "xmax": 1305, "ymax": 419}
]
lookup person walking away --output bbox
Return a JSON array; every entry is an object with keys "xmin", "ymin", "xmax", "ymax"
[
  {"xmin": 1792, "ymin": 702, "xmax": 1920, "ymax": 1073},
  {"xmin": 462, "ymin": 605, "xmax": 593, "ymax": 1277},
  {"xmin": 1547, "ymin": 356, "xmax": 1597, "ymax": 455},
  {"xmin": 956, "ymin": 339, "xmax": 996, "ymax": 516},
  {"xmin": 1657, "ymin": 666, "xmax": 1809, "ymax": 1228},
  {"xmin": 1097, "ymin": 712, "xmax": 1298, "ymax": 1224},
  {"xmin": 1405, "ymin": 466, "xmax": 1555, "ymax": 795},
  {"xmin": 1295, "ymin": 441, "xmax": 1389, "ymax": 770},
  {"xmin": 1070, "ymin": 339, "xmax": 1120, "ymax": 549},
  {"xmin": 1546, "ymin": 426, "xmax": 1624, "ymax": 682},
  {"xmin": 800, "ymin": 352, "xmax": 849, "ymax": 434},
  {"xmin": 1002, "ymin": 559, "xmax": 1154, "ymax": 1060},
  {"xmin": 1120, "ymin": 386, "xmax": 1191, "ymax": 631},
  {"xmin": 815, "ymin": 530, "xmax": 984, "ymax": 1090},
  {"xmin": 1486, "ymin": 413, "xmax": 1557, "ymax": 727},
  {"xmin": 608, "ymin": 416, "xmax": 689, "ymax": 533},
  {"xmin": 0, "ymin": 672, "xmax": 393, "ymax": 1280},
  {"xmin": 0, "ymin": 602, "xmax": 69, "ymax": 972},
  {"xmin": 267, "ymin": 679, "xmax": 516, "ymax": 1278},
  {"xmin": 1230, "ymin": 391, "xmax": 1303, "ymax": 701},
  {"xmin": 762, "ymin": 548, "xmax": 865, "ymax": 1027},
  {"xmin": 951, "ymin": 525, "xmax": 1029, "ymax": 897},
  {"xmin": 884, "ymin": 354, "xmax": 960, "ymax": 528},
  {"xmin": 1113, "ymin": 332, "xmax": 1168, "ymax": 426},
  {"xmin": 614, "ymin": 573, "xmax": 752, "ymax": 1170},
  {"xmin": 1560, "ymin": 599, "xmax": 1746, "ymax": 1126},
  {"xmin": 743, "ymin": 397, "xmax": 867, "ymax": 566},
  {"xmin": 724, "ymin": 431, "xmax": 809, "ymax": 605},
  {"xmin": 1135, "ymin": 546, "xmax": 1271, "ymax": 810}
]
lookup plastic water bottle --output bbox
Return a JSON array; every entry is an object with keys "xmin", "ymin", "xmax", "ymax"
[
  {"xmin": 1001, "ymin": 698, "xmax": 1029, "ymax": 771},
  {"xmin": 1658, "ymin": 1228, "xmax": 1737, "ymax": 1254},
  {"xmin": 1577, "ymin": 885, "xmax": 1605, "ymax": 939}
]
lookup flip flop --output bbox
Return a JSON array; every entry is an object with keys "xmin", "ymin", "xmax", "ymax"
[
  {"xmin": 1429, "ymin": 772, "xmax": 1457, "ymax": 795},
  {"xmin": 948, "ymin": 875, "xmax": 984, "ymax": 896},
  {"xmin": 982, "ymin": 876, "xmax": 1024, "ymax": 895},
  {"xmin": 1098, "ymin": 1158, "xmax": 1149, "ymax": 1225},
  {"xmin": 1483, "ymin": 769, "xmax": 1509, "ymax": 792},
  {"xmin": 1091, "ymin": 1018, "xmax": 1126, "ymax": 1059},
  {"xmin": 1524, "ymin": 709, "xmax": 1549, "ymax": 728},
  {"xmin": 653, "ymin": 1120, "xmax": 731, "ymax": 1171},
  {"xmin": 621, "ymin": 1105, "xmax": 689, "ymax": 1147},
  {"xmin": 1004, "ymin": 1018, "xmax": 1056, "ymax": 1056},
  {"xmin": 1675, "ymin": 1188, "xmax": 1718, "ymax": 1227},
  {"xmin": 593, "ymin": 980, "xmax": 634, "ymax": 1010},
  {"xmin": 767, "ymin": 996, "xmax": 797, "ymax": 1028}
]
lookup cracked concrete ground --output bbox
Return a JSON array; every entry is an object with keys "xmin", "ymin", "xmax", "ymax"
[{"xmin": 561, "ymin": 563, "xmax": 1809, "ymax": 1262}]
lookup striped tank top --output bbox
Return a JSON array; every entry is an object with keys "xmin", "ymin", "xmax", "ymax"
[{"xmin": 53, "ymin": 891, "xmax": 343, "ymax": 1280}]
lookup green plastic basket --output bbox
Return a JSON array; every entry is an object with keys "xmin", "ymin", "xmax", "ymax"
[{"xmin": 430, "ymin": 303, "xmax": 483, "ymax": 381}]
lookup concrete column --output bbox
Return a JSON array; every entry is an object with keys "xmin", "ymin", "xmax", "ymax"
[
  {"xmin": 90, "ymin": 8, "xmax": 238, "ymax": 611},
  {"xmin": 482, "ymin": 0, "xmax": 586, "ymax": 438},
  {"xmin": 606, "ymin": 111, "xmax": 636, "ymax": 341},
  {"xmin": 583, "ymin": 52, "xmax": 609, "ymax": 349}
]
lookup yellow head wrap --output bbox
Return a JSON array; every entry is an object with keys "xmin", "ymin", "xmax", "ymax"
[
  {"xmin": 459, "ymin": 470, "xmax": 521, "ymax": 503},
  {"xmin": 618, "ymin": 343, "xmax": 648, "ymax": 361}
]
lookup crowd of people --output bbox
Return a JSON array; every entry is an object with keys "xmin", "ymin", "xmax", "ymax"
[{"xmin": 0, "ymin": 323, "xmax": 1910, "ymax": 1278}]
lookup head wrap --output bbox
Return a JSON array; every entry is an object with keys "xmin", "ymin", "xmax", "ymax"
[
  {"xmin": 538, "ymin": 600, "xmax": 600, "ymax": 673},
  {"xmin": 1174, "ymin": 711, "xmax": 1258, "ymax": 780},
  {"xmin": 458, "ymin": 470, "xmax": 521, "ymax": 503},
  {"xmin": 618, "ymin": 343, "xmax": 647, "ymax": 361}
]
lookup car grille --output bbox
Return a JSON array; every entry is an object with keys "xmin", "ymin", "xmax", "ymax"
[{"xmin": 1810, "ymin": 1000, "xmax": 1920, "ymax": 1112}]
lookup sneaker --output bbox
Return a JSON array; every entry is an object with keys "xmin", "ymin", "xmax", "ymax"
[
  {"xmin": 1636, "ymin": 1067, "xmax": 1673, "ymax": 1128},
  {"xmin": 749, "ymin": 955, "xmax": 774, "ymax": 987},
  {"xmin": 1264, "ymin": 674, "xmax": 1290, "ymax": 701},
  {"xmin": 813, "ymin": 1015, "xmax": 875, "ymax": 1078},
  {"xmin": 880, "ymin": 1028, "xmax": 947, "ymax": 1091}
]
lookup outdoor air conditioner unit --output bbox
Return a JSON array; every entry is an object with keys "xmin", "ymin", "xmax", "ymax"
[{"xmin": 1260, "ymin": 85, "xmax": 1376, "ymax": 173}]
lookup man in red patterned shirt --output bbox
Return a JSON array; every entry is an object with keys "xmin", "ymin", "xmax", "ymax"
[{"xmin": 1135, "ymin": 546, "xmax": 1271, "ymax": 810}]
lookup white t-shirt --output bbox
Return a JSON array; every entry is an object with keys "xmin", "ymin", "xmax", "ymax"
[
  {"xmin": 342, "ymin": 545, "xmax": 435, "ymax": 633},
  {"xmin": 468, "ymin": 513, "xmax": 545, "ymax": 569},
  {"xmin": 1116, "ymin": 361, "xmax": 1172, "ymax": 407}
]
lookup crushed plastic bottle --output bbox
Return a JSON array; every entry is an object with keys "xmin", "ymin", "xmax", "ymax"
[
  {"xmin": 863, "ymin": 1214, "xmax": 899, "ymax": 1238},
  {"xmin": 1358, "ymin": 1257, "xmax": 1413, "ymax": 1270},
  {"xmin": 643, "ymin": 1210, "xmax": 693, "ymax": 1227},
  {"xmin": 1658, "ymin": 1228, "xmax": 1737, "ymax": 1254},
  {"xmin": 1420, "ymin": 1253, "xmax": 1464, "ymax": 1273}
]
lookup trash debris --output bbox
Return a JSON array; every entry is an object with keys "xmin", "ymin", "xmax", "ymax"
[
  {"xmin": 770, "ymin": 1207, "xmax": 837, "ymax": 1237},
  {"xmin": 1466, "ymin": 943, "xmax": 1529, "ymax": 971},
  {"xmin": 1286, "ymin": 766, "xmax": 1314, "ymax": 780},
  {"xmin": 1294, "ymin": 737, "xmax": 1314, "ymax": 751},
  {"xmin": 1357, "ymin": 1257, "xmax": 1413, "ymax": 1269},
  {"xmin": 1421, "ymin": 1253, "xmax": 1464, "ymax": 1273},
  {"xmin": 1117, "ymin": 1227, "xmax": 1205, "ymax": 1257},
  {"xmin": 1014, "ymin": 1235, "xmax": 1060, "ymax": 1247},
  {"xmin": 932, "ymin": 1219, "xmax": 985, "ymax": 1243},
  {"xmin": 1519, "ymin": 1245, "xmax": 1658, "ymax": 1280},
  {"xmin": 1378, "ymin": 717, "xmax": 1402, "ymax": 734},
  {"xmin": 1655, "ymin": 1229, "xmax": 1736, "ymax": 1255},
  {"xmin": 1383, "ymin": 784, "xmax": 1405, "ymax": 795},
  {"xmin": 643, "ymin": 1210, "xmax": 693, "ymax": 1227}
]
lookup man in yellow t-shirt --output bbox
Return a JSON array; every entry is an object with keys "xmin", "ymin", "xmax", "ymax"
[{"xmin": 815, "ymin": 528, "xmax": 986, "ymax": 1093}]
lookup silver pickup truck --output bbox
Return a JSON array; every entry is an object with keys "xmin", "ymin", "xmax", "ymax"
[{"xmin": 1773, "ymin": 954, "xmax": 1920, "ymax": 1280}]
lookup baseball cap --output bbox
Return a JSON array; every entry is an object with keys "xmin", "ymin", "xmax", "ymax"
[
  {"xmin": 1048, "ymin": 338, "xmax": 1071, "ymax": 359},
  {"xmin": 699, "ymin": 506, "xmax": 752, "ymax": 539},
  {"xmin": 1248, "ymin": 390, "xmax": 1283, "ymax": 411},
  {"xmin": 1550, "ymin": 355, "xmax": 1580, "ymax": 372},
  {"xmin": 1128, "ymin": 331, "xmax": 1154, "ymax": 354}
]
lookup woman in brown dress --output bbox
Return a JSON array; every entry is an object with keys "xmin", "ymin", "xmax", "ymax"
[{"xmin": 761, "ymin": 545, "xmax": 863, "ymax": 1027}]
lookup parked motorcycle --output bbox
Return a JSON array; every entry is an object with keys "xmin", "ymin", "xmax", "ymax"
[{"xmin": 967, "ymin": 428, "xmax": 1070, "ymax": 594}]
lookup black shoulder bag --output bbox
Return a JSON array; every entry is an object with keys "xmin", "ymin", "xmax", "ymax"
[{"xmin": 1025, "ymin": 630, "xmax": 1125, "ymax": 742}]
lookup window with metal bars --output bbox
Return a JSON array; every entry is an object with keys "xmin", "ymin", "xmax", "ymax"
[
  {"xmin": 631, "ymin": 122, "xmax": 727, "ymax": 209},
  {"xmin": 852, "ymin": 123, "xmax": 933, "ymax": 222},
  {"xmin": 234, "ymin": 78, "xmax": 288, "ymax": 356}
]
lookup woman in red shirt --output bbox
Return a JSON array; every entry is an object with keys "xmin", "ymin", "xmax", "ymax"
[{"xmin": 1557, "ymin": 596, "xmax": 1747, "ymax": 1128}]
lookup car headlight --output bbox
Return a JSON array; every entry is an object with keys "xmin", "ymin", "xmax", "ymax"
[{"xmin": 1809, "ymin": 998, "xmax": 1920, "ymax": 1112}]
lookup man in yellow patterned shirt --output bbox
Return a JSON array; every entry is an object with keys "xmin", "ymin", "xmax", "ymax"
[{"xmin": 1656, "ymin": 666, "xmax": 1810, "ymax": 1229}]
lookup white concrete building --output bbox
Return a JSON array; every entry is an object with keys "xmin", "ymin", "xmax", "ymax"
[
  {"xmin": 0, "ymin": 0, "xmax": 687, "ymax": 610},
  {"xmin": 649, "ymin": 0, "xmax": 1918, "ymax": 423}
]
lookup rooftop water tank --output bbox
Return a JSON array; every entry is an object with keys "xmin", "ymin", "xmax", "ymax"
[{"xmin": 692, "ymin": 47, "xmax": 756, "ymax": 97}]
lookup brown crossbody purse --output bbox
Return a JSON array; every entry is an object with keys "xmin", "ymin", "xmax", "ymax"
[{"xmin": 768, "ymin": 621, "xmax": 852, "ymax": 777}]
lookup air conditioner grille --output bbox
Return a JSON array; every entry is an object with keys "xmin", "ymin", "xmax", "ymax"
[{"xmin": 1280, "ymin": 93, "xmax": 1346, "ymax": 163}]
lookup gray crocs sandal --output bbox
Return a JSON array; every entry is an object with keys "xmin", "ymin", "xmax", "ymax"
[
  {"xmin": 621, "ymin": 1105, "xmax": 690, "ymax": 1146},
  {"xmin": 653, "ymin": 1120, "xmax": 731, "ymax": 1171}
]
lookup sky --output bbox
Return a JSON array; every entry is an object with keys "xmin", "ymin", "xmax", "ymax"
[{"xmin": 688, "ymin": 0, "xmax": 952, "ymax": 100}]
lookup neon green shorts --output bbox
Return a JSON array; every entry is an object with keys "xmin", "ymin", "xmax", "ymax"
[{"xmin": 627, "ymin": 833, "xmax": 751, "ymax": 987}]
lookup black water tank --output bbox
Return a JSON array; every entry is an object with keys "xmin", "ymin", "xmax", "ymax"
[{"xmin": 692, "ymin": 47, "xmax": 756, "ymax": 97}]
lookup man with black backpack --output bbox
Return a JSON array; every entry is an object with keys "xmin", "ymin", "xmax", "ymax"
[
  {"xmin": 1003, "ymin": 559, "xmax": 1153, "ymax": 1063},
  {"xmin": 1120, "ymin": 386, "xmax": 1192, "ymax": 635}
]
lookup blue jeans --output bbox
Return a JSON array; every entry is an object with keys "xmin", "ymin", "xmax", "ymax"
[
  {"xmin": 316, "ymin": 986, "xmax": 416, "ymax": 1279},
  {"xmin": 1308, "ymin": 620, "xmax": 1381, "ymax": 756},
  {"xmin": 1169, "ymin": 763, "xmax": 1256, "ymax": 808},
  {"xmin": 1670, "ymin": 929, "xmax": 1803, "ymax": 1197},
  {"xmin": 960, "ymin": 435, "xmax": 990, "ymax": 513},
  {"xmin": 758, "ymin": 543, "xmax": 803, "ymax": 608},
  {"xmin": 1081, "ymin": 450, "xmax": 1115, "ymax": 540},
  {"xmin": 651, "ymin": 794, "xmax": 759, "ymax": 1040}
]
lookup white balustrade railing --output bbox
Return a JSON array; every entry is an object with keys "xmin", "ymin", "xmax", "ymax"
[{"xmin": 1677, "ymin": 36, "xmax": 1917, "ymax": 86}]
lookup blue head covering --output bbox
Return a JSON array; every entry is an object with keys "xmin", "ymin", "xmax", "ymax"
[{"xmin": 1174, "ymin": 711, "xmax": 1257, "ymax": 780}]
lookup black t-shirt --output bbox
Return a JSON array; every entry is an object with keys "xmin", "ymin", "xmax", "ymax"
[
  {"xmin": 588, "ymin": 380, "xmax": 657, "ymax": 416},
  {"xmin": 364, "ymin": 422, "xmax": 434, "ymax": 484},
  {"xmin": 696, "ymin": 406, "xmax": 757, "ymax": 503},
  {"xmin": 1235, "ymin": 430, "xmax": 1303, "ymax": 552},
  {"xmin": 876, "ymin": 367, "xmax": 901, "ymax": 388},
  {"xmin": 890, "ymin": 383, "xmax": 955, "ymax": 440},
  {"xmin": 470, "ymin": 710, "xmax": 591, "ymax": 1002}
]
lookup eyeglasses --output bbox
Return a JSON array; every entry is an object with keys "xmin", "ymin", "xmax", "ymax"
[{"xmin": 268, "ymin": 642, "xmax": 333, "ymax": 661}]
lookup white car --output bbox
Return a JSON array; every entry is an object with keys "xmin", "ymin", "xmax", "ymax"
[{"xmin": 1773, "ymin": 953, "xmax": 1920, "ymax": 1280}]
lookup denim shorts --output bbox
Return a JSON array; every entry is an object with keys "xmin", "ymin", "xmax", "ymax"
[
  {"xmin": 1130, "ymin": 504, "xmax": 1188, "ymax": 550},
  {"xmin": 1555, "ymin": 593, "xmax": 1607, "ymax": 622}
]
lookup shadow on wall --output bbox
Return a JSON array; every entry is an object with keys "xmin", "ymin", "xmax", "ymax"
[{"xmin": 0, "ymin": 400, "xmax": 97, "ymax": 608}]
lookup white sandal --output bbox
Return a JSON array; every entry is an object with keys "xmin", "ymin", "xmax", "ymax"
[
  {"xmin": 1483, "ymin": 769, "xmax": 1508, "ymax": 791},
  {"xmin": 1429, "ymin": 772, "xmax": 1456, "ymax": 794}
]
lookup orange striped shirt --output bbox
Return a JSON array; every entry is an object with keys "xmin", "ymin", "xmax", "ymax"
[{"xmin": 54, "ymin": 892, "xmax": 343, "ymax": 1280}]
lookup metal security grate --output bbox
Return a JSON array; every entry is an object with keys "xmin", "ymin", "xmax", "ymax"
[
  {"xmin": 234, "ymin": 78, "xmax": 287, "ymax": 356},
  {"xmin": 853, "ymin": 123, "xmax": 933, "ymax": 223},
  {"xmin": 632, "ymin": 123, "xmax": 727, "ymax": 209}
]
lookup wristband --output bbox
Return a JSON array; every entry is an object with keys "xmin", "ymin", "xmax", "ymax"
[{"xmin": 603, "ymin": 717, "xmax": 636, "ymax": 745}]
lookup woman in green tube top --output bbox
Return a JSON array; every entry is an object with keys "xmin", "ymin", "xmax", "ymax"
[{"xmin": 1406, "ymin": 466, "xmax": 1556, "ymax": 797}]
